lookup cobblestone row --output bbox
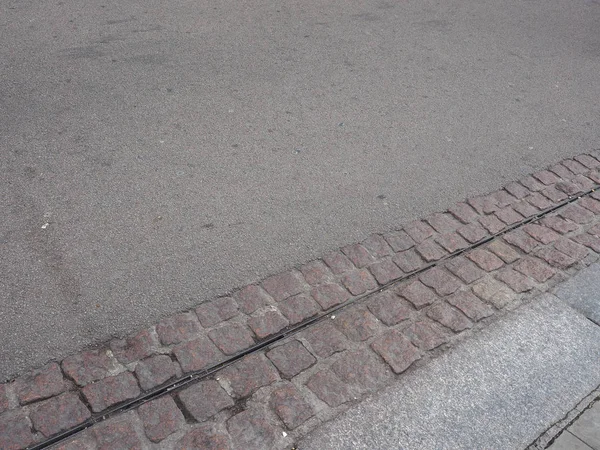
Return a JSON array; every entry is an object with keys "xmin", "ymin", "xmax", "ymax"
[{"xmin": 1, "ymin": 152, "xmax": 600, "ymax": 449}]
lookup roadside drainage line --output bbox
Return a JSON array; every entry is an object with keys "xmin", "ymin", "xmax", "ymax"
[{"xmin": 32, "ymin": 186, "xmax": 599, "ymax": 450}]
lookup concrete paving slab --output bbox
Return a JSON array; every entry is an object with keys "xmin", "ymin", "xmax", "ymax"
[
  {"xmin": 554, "ymin": 263, "xmax": 600, "ymax": 325},
  {"xmin": 2, "ymin": 0, "xmax": 600, "ymax": 381},
  {"xmin": 299, "ymin": 294, "xmax": 600, "ymax": 450},
  {"xmin": 548, "ymin": 432, "xmax": 594, "ymax": 450},
  {"xmin": 569, "ymin": 403, "xmax": 600, "ymax": 450}
]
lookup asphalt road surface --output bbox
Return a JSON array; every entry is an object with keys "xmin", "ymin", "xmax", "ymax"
[{"xmin": 1, "ymin": 0, "xmax": 599, "ymax": 381}]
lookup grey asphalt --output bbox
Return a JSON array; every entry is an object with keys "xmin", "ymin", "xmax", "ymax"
[
  {"xmin": 299, "ymin": 291, "xmax": 600, "ymax": 450},
  {"xmin": 1, "ymin": 0, "xmax": 600, "ymax": 381}
]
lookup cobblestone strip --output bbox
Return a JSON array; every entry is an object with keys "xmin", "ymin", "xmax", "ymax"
[{"xmin": 1, "ymin": 152, "xmax": 600, "ymax": 449}]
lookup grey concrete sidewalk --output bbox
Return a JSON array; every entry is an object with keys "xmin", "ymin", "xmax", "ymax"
[
  {"xmin": 549, "ymin": 402, "xmax": 600, "ymax": 450},
  {"xmin": 299, "ymin": 263, "xmax": 600, "ymax": 449}
]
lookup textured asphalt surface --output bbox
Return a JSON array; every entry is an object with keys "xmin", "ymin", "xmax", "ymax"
[
  {"xmin": 300, "ymin": 292, "xmax": 600, "ymax": 449},
  {"xmin": 1, "ymin": 0, "xmax": 600, "ymax": 380}
]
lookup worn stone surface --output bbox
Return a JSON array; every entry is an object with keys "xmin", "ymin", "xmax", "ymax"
[
  {"xmin": 247, "ymin": 310, "xmax": 289, "ymax": 339},
  {"xmin": 311, "ymin": 283, "xmax": 350, "ymax": 310},
  {"xmin": 445, "ymin": 256, "xmax": 485, "ymax": 284},
  {"xmin": 219, "ymin": 354, "xmax": 279, "ymax": 398},
  {"xmin": 178, "ymin": 380, "xmax": 234, "ymax": 422},
  {"xmin": 523, "ymin": 223, "xmax": 560, "ymax": 245},
  {"xmin": 91, "ymin": 414, "xmax": 143, "ymax": 450},
  {"xmin": 278, "ymin": 293, "xmax": 321, "ymax": 325},
  {"xmin": 520, "ymin": 175, "xmax": 545, "ymax": 193},
  {"xmin": 334, "ymin": 308, "xmax": 381, "ymax": 342},
  {"xmin": 579, "ymin": 196, "xmax": 600, "ymax": 214},
  {"xmin": 82, "ymin": 372, "xmax": 141, "ymax": 413},
  {"xmin": 341, "ymin": 269, "xmax": 378, "ymax": 295},
  {"xmin": 427, "ymin": 303, "xmax": 472, "ymax": 332},
  {"xmin": 561, "ymin": 205, "xmax": 595, "ymax": 224},
  {"xmin": 137, "ymin": 396, "xmax": 184, "ymax": 443},
  {"xmin": 267, "ymin": 341, "xmax": 316, "ymax": 379},
  {"xmin": 331, "ymin": 349, "xmax": 392, "ymax": 391},
  {"xmin": 537, "ymin": 247, "xmax": 578, "ymax": 270},
  {"xmin": 0, "ymin": 384, "xmax": 8, "ymax": 414},
  {"xmin": 306, "ymin": 369, "xmax": 353, "ymax": 408},
  {"xmin": 208, "ymin": 323, "xmax": 255, "ymax": 355},
  {"xmin": 415, "ymin": 240, "xmax": 448, "ymax": 262},
  {"xmin": 135, "ymin": 355, "xmax": 179, "ymax": 391},
  {"xmin": 479, "ymin": 215, "xmax": 506, "ymax": 234},
  {"xmin": 504, "ymin": 230, "xmax": 540, "ymax": 253},
  {"xmin": 403, "ymin": 220, "xmax": 435, "ymax": 243},
  {"xmin": 446, "ymin": 291, "xmax": 494, "ymax": 321},
  {"xmin": 61, "ymin": 349, "xmax": 116, "ymax": 386},
  {"xmin": 178, "ymin": 423, "xmax": 232, "ymax": 450},
  {"xmin": 467, "ymin": 249, "xmax": 505, "ymax": 272},
  {"xmin": 300, "ymin": 260, "xmax": 333, "ymax": 286},
  {"xmin": 472, "ymin": 277, "xmax": 514, "ymax": 308},
  {"xmin": 542, "ymin": 186, "xmax": 568, "ymax": 203},
  {"xmin": 436, "ymin": 233, "xmax": 470, "ymax": 253},
  {"xmin": 270, "ymin": 384, "xmax": 314, "ymax": 429},
  {"xmin": 514, "ymin": 257, "xmax": 556, "ymax": 283},
  {"xmin": 534, "ymin": 170, "xmax": 561, "ymax": 185},
  {"xmin": 504, "ymin": 182, "xmax": 530, "ymax": 199},
  {"xmin": 227, "ymin": 408, "xmax": 280, "ymax": 450},
  {"xmin": 156, "ymin": 312, "xmax": 202, "ymax": 345},
  {"xmin": 323, "ymin": 252, "xmax": 355, "ymax": 275},
  {"xmin": 302, "ymin": 322, "xmax": 348, "ymax": 358},
  {"xmin": 366, "ymin": 291, "xmax": 412, "ymax": 326},
  {"xmin": 426, "ymin": 213, "xmax": 461, "ymax": 234},
  {"xmin": 0, "ymin": 411, "xmax": 37, "ymax": 450},
  {"xmin": 392, "ymin": 249, "xmax": 426, "ymax": 273},
  {"xmin": 30, "ymin": 392, "xmax": 91, "ymax": 438},
  {"xmin": 342, "ymin": 244, "xmax": 376, "ymax": 268},
  {"xmin": 495, "ymin": 206, "xmax": 523, "ymax": 225},
  {"xmin": 371, "ymin": 330, "xmax": 421, "ymax": 374},
  {"xmin": 527, "ymin": 192, "xmax": 554, "ymax": 210},
  {"xmin": 8, "ymin": 155, "xmax": 600, "ymax": 450},
  {"xmin": 449, "ymin": 202, "xmax": 480, "ymax": 224},
  {"xmin": 195, "ymin": 297, "xmax": 239, "ymax": 328},
  {"xmin": 368, "ymin": 258, "xmax": 403, "ymax": 285},
  {"xmin": 496, "ymin": 268, "xmax": 536, "ymax": 293},
  {"xmin": 541, "ymin": 215, "xmax": 580, "ymax": 234},
  {"xmin": 419, "ymin": 267, "xmax": 461, "ymax": 296},
  {"xmin": 262, "ymin": 271, "xmax": 306, "ymax": 302},
  {"xmin": 384, "ymin": 230, "xmax": 415, "ymax": 252},
  {"xmin": 15, "ymin": 362, "xmax": 66, "ymax": 405},
  {"xmin": 110, "ymin": 328, "xmax": 156, "ymax": 365},
  {"xmin": 397, "ymin": 280, "xmax": 439, "ymax": 309},
  {"xmin": 574, "ymin": 233, "xmax": 600, "ymax": 252},
  {"xmin": 363, "ymin": 235, "xmax": 393, "ymax": 259},
  {"xmin": 457, "ymin": 223, "xmax": 488, "ymax": 243},
  {"xmin": 234, "ymin": 285, "xmax": 272, "ymax": 315},
  {"xmin": 403, "ymin": 321, "xmax": 448, "ymax": 351},
  {"xmin": 554, "ymin": 239, "xmax": 589, "ymax": 262},
  {"xmin": 487, "ymin": 240, "xmax": 521, "ymax": 263},
  {"xmin": 512, "ymin": 200, "xmax": 539, "ymax": 218},
  {"xmin": 173, "ymin": 337, "xmax": 223, "ymax": 373}
]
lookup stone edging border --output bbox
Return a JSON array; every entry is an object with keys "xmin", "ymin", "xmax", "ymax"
[{"xmin": 1, "ymin": 151, "xmax": 600, "ymax": 449}]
